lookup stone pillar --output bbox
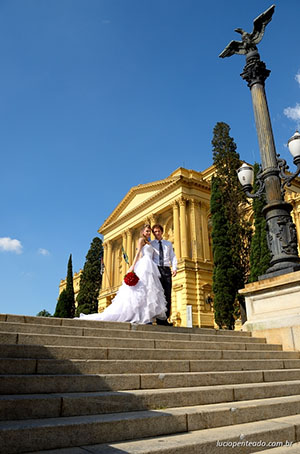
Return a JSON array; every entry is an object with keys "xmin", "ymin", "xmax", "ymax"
[
  {"xmin": 102, "ymin": 242, "xmax": 108, "ymax": 289},
  {"xmin": 189, "ymin": 198, "xmax": 199, "ymax": 260},
  {"xmin": 195, "ymin": 201, "xmax": 204, "ymax": 260},
  {"xmin": 150, "ymin": 215, "xmax": 157, "ymax": 226},
  {"xmin": 107, "ymin": 240, "xmax": 112, "ymax": 289},
  {"xmin": 122, "ymin": 232, "xmax": 127, "ymax": 275},
  {"xmin": 179, "ymin": 197, "xmax": 188, "ymax": 258},
  {"xmin": 172, "ymin": 201, "xmax": 181, "ymax": 258},
  {"xmin": 149, "ymin": 215, "xmax": 157, "ymax": 240},
  {"xmin": 127, "ymin": 229, "xmax": 133, "ymax": 265},
  {"xmin": 200, "ymin": 203, "xmax": 210, "ymax": 261}
]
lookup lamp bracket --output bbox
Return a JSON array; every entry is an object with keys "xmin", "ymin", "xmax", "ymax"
[
  {"xmin": 277, "ymin": 154, "xmax": 300, "ymax": 197},
  {"xmin": 243, "ymin": 165, "xmax": 265, "ymax": 199}
]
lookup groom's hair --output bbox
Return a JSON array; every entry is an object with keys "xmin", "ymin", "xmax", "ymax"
[{"xmin": 152, "ymin": 224, "xmax": 163, "ymax": 233}]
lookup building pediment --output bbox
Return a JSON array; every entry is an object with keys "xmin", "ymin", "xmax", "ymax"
[{"xmin": 99, "ymin": 177, "xmax": 180, "ymax": 231}]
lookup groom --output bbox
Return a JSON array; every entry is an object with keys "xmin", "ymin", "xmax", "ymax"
[{"xmin": 151, "ymin": 224, "xmax": 177, "ymax": 326}]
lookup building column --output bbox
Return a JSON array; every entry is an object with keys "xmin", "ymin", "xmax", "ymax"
[
  {"xmin": 126, "ymin": 229, "xmax": 133, "ymax": 265},
  {"xmin": 172, "ymin": 200, "xmax": 181, "ymax": 258},
  {"xmin": 107, "ymin": 240, "xmax": 112, "ymax": 289},
  {"xmin": 150, "ymin": 215, "xmax": 157, "ymax": 226},
  {"xmin": 179, "ymin": 197, "xmax": 188, "ymax": 258},
  {"xmin": 122, "ymin": 232, "xmax": 127, "ymax": 275},
  {"xmin": 195, "ymin": 201, "xmax": 204, "ymax": 260},
  {"xmin": 149, "ymin": 215, "xmax": 157, "ymax": 240},
  {"xmin": 200, "ymin": 202, "xmax": 210, "ymax": 261},
  {"xmin": 102, "ymin": 242, "xmax": 108, "ymax": 289},
  {"xmin": 189, "ymin": 198, "xmax": 199, "ymax": 260}
]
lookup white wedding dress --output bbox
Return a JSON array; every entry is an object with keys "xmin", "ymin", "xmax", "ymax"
[{"xmin": 77, "ymin": 244, "xmax": 167, "ymax": 324}]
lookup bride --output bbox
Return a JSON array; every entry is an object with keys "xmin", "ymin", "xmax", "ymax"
[{"xmin": 76, "ymin": 225, "xmax": 167, "ymax": 324}]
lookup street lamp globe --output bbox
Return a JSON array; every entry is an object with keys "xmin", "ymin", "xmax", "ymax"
[
  {"xmin": 288, "ymin": 131, "xmax": 300, "ymax": 163},
  {"xmin": 237, "ymin": 163, "xmax": 254, "ymax": 190}
]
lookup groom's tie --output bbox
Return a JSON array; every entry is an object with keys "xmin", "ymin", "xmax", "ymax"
[{"xmin": 158, "ymin": 240, "xmax": 164, "ymax": 266}]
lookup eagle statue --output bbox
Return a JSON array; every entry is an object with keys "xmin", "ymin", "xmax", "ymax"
[{"xmin": 219, "ymin": 5, "xmax": 275, "ymax": 58}]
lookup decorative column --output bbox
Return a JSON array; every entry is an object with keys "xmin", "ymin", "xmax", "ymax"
[
  {"xmin": 150, "ymin": 215, "xmax": 157, "ymax": 240},
  {"xmin": 122, "ymin": 232, "xmax": 127, "ymax": 275},
  {"xmin": 126, "ymin": 229, "xmax": 133, "ymax": 264},
  {"xmin": 200, "ymin": 202, "xmax": 210, "ymax": 261},
  {"xmin": 189, "ymin": 199, "xmax": 199, "ymax": 260},
  {"xmin": 172, "ymin": 201, "xmax": 181, "ymax": 258},
  {"xmin": 107, "ymin": 240, "xmax": 112, "ymax": 289},
  {"xmin": 195, "ymin": 201, "xmax": 204, "ymax": 260},
  {"xmin": 179, "ymin": 197, "xmax": 188, "ymax": 258},
  {"xmin": 150, "ymin": 215, "xmax": 157, "ymax": 226},
  {"xmin": 102, "ymin": 242, "xmax": 108, "ymax": 289}
]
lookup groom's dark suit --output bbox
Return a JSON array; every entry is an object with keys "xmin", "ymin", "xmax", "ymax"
[{"xmin": 150, "ymin": 239, "xmax": 177, "ymax": 323}]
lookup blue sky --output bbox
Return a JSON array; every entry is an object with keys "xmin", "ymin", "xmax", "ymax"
[{"xmin": 1, "ymin": 0, "xmax": 300, "ymax": 316}]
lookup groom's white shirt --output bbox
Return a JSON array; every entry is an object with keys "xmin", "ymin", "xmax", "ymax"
[{"xmin": 150, "ymin": 239, "xmax": 177, "ymax": 271}]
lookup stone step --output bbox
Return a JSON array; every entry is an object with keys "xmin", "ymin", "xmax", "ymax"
[
  {"xmin": 0, "ymin": 314, "xmax": 252, "ymax": 336},
  {"xmin": 0, "ymin": 331, "xmax": 274, "ymax": 353},
  {"xmin": 252, "ymin": 441, "xmax": 300, "ymax": 453},
  {"xmin": 1, "ymin": 314, "xmax": 298, "ymax": 454},
  {"xmin": 0, "ymin": 344, "xmax": 293, "ymax": 361},
  {"xmin": 1, "ymin": 402, "xmax": 300, "ymax": 454},
  {"xmin": 0, "ymin": 321, "xmax": 264, "ymax": 344},
  {"xmin": 24, "ymin": 442, "xmax": 300, "ymax": 454},
  {"xmin": 2, "ymin": 381, "xmax": 300, "ymax": 421},
  {"xmin": 2, "ymin": 369, "xmax": 300, "ymax": 395},
  {"xmin": 27, "ymin": 415, "xmax": 299, "ymax": 454},
  {"xmin": 2, "ymin": 357, "xmax": 300, "ymax": 375}
]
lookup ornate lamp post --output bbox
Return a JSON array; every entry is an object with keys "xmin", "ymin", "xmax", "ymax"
[{"xmin": 220, "ymin": 5, "xmax": 300, "ymax": 279}]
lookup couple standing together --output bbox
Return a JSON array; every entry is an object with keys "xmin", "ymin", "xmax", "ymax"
[{"xmin": 78, "ymin": 224, "xmax": 177, "ymax": 325}]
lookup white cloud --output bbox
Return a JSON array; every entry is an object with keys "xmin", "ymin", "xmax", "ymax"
[
  {"xmin": 38, "ymin": 248, "xmax": 50, "ymax": 256},
  {"xmin": 295, "ymin": 71, "xmax": 300, "ymax": 86},
  {"xmin": 283, "ymin": 103, "xmax": 300, "ymax": 122},
  {"xmin": 0, "ymin": 237, "xmax": 23, "ymax": 254}
]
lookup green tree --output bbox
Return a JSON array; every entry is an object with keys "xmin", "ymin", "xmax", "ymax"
[
  {"xmin": 75, "ymin": 237, "xmax": 103, "ymax": 316},
  {"xmin": 211, "ymin": 122, "xmax": 252, "ymax": 328},
  {"xmin": 211, "ymin": 177, "xmax": 236, "ymax": 329},
  {"xmin": 249, "ymin": 163, "xmax": 271, "ymax": 282},
  {"xmin": 54, "ymin": 254, "xmax": 75, "ymax": 318},
  {"xmin": 54, "ymin": 290, "xmax": 69, "ymax": 318},
  {"xmin": 36, "ymin": 309, "xmax": 52, "ymax": 317}
]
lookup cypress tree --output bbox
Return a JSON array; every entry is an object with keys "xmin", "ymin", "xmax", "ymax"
[
  {"xmin": 211, "ymin": 122, "xmax": 252, "ymax": 328},
  {"xmin": 54, "ymin": 290, "xmax": 69, "ymax": 318},
  {"xmin": 76, "ymin": 237, "xmax": 103, "ymax": 316},
  {"xmin": 249, "ymin": 163, "xmax": 271, "ymax": 282},
  {"xmin": 211, "ymin": 177, "xmax": 236, "ymax": 329},
  {"xmin": 54, "ymin": 254, "xmax": 75, "ymax": 318},
  {"xmin": 66, "ymin": 254, "xmax": 76, "ymax": 318}
]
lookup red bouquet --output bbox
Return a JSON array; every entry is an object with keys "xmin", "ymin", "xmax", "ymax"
[{"xmin": 124, "ymin": 271, "xmax": 139, "ymax": 286}]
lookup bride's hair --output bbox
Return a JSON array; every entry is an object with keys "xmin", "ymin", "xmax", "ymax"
[{"xmin": 140, "ymin": 224, "xmax": 151, "ymax": 244}]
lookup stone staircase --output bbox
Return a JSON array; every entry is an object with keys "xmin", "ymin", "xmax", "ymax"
[{"xmin": 0, "ymin": 313, "xmax": 300, "ymax": 454}]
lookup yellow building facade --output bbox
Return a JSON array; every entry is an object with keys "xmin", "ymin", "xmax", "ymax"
[
  {"xmin": 98, "ymin": 166, "xmax": 215, "ymax": 328},
  {"xmin": 60, "ymin": 165, "xmax": 300, "ymax": 328}
]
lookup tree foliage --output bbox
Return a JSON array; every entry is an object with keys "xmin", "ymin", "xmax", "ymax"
[
  {"xmin": 211, "ymin": 122, "xmax": 252, "ymax": 329},
  {"xmin": 54, "ymin": 254, "xmax": 75, "ymax": 318},
  {"xmin": 75, "ymin": 237, "xmax": 103, "ymax": 316},
  {"xmin": 36, "ymin": 309, "xmax": 52, "ymax": 317},
  {"xmin": 249, "ymin": 163, "xmax": 271, "ymax": 282},
  {"xmin": 211, "ymin": 177, "xmax": 236, "ymax": 329}
]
